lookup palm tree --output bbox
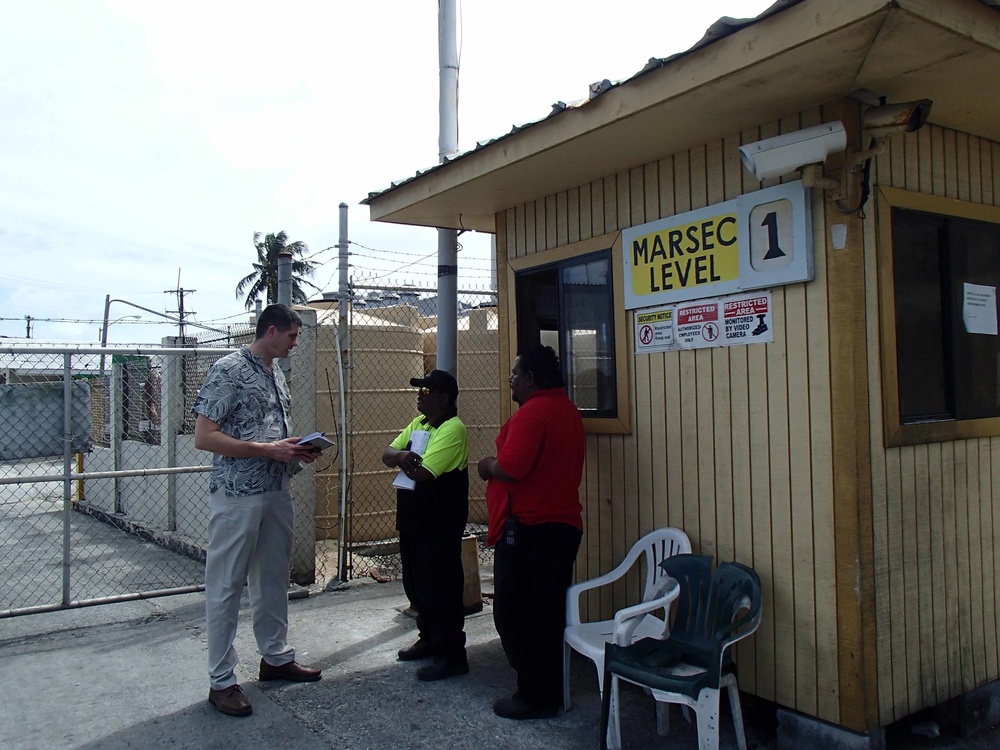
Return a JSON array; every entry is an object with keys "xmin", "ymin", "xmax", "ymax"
[{"xmin": 235, "ymin": 231, "xmax": 320, "ymax": 311}]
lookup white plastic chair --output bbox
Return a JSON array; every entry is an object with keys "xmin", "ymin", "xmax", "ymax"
[{"xmin": 563, "ymin": 527, "xmax": 691, "ymax": 747}]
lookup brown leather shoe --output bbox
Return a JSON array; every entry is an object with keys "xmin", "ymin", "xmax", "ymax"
[
  {"xmin": 208, "ymin": 684, "xmax": 253, "ymax": 717},
  {"xmin": 259, "ymin": 658, "xmax": 322, "ymax": 682}
]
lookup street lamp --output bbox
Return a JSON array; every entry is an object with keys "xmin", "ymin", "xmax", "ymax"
[{"xmin": 99, "ymin": 314, "xmax": 141, "ymax": 375}]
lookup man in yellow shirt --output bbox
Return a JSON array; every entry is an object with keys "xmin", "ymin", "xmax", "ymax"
[{"xmin": 382, "ymin": 370, "xmax": 470, "ymax": 681}]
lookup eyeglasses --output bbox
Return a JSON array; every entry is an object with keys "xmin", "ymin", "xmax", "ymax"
[{"xmin": 417, "ymin": 387, "xmax": 437, "ymax": 396}]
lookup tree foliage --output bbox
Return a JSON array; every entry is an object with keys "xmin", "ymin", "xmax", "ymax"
[{"xmin": 235, "ymin": 231, "xmax": 320, "ymax": 311}]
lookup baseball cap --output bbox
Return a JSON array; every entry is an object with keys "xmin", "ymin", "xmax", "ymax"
[{"xmin": 409, "ymin": 369, "xmax": 459, "ymax": 397}]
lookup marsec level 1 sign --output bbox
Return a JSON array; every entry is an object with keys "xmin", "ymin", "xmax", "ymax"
[{"xmin": 622, "ymin": 181, "xmax": 811, "ymax": 309}]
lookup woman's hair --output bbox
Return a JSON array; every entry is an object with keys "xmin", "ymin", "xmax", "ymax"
[{"xmin": 516, "ymin": 342, "xmax": 564, "ymax": 389}]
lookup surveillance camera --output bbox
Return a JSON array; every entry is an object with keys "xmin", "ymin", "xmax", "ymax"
[
  {"xmin": 862, "ymin": 99, "xmax": 932, "ymax": 140},
  {"xmin": 739, "ymin": 121, "xmax": 847, "ymax": 181}
]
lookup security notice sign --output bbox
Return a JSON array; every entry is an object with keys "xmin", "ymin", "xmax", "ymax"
[
  {"xmin": 635, "ymin": 307, "xmax": 675, "ymax": 354},
  {"xmin": 635, "ymin": 291, "xmax": 773, "ymax": 354}
]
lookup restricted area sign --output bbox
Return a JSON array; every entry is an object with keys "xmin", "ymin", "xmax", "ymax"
[{"xmin": 633, "ymin": 292, "xmax": 773, "ymax": 354}]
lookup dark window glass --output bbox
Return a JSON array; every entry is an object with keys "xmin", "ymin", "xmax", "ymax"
[
  {"xmin": 892, "ymin": 208, "xmax": 1000, "ymax": 423},
  {"xmin": 515, "ymin": 249, "xmax": 617, "ymax": 416}
]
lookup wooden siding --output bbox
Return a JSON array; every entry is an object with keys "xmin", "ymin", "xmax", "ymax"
[
  {"xmin": 495, "ymin": 106, "xmax": 847, "ymax": 726},
  {"xmin": 494, "ymin": 108, "xmax": 1000, "ymax": 732},
  {"xmin": 869, "ymin": 123, "xmax": 1000, "ymax": 725}
]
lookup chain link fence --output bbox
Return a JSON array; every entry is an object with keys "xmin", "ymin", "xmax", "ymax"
[
  {"xmin": 1, "ymin": 292, "xmax": 501, "ymax": 616},
  {"xmin": 311, "ymin": 279, "xmax": 499, "ymax": 583},
  {"xmin": 0, "ymin": 332, "xmax": 253, "ymax": 617}
]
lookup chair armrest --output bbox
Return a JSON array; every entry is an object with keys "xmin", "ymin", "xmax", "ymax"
[
  {"xmin": 565, "ymin": 546, "xmax": 648, "ymax": 625},
  {"xmin": 612, "ymin": 577, "xmax": 679, "ymax": 645}
]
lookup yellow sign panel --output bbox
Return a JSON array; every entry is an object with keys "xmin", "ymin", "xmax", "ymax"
[
  {"xmin": 636, "ymin": 310, "xmax": 672, "ymax": 324},
  {"xmin": 628, "ymin": 213, "xmax": 739, "ymax": 297}
]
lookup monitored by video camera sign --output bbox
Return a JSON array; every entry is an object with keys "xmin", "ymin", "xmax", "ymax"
[{"xmin": 621, "ymin": 180, "xmax": 812, "ymax": 310}]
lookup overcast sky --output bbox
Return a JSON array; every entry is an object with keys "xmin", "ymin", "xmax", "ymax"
[{"xmin": 0, "ymin": 0, "xmax": 774, "ymax": 344}]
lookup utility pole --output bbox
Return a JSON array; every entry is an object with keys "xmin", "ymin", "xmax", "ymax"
[
  {"xmin": 164, "ymin": 287, "xmax": 196, "ymax": 341},
  {"xmin": 24, "ymin": 315, "xmax": 32, "ymax": 338}
]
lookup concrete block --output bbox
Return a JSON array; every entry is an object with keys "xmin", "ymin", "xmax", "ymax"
[{"xmin": 777, "ymin": 708, "xmax": 885, "ymax": 750}]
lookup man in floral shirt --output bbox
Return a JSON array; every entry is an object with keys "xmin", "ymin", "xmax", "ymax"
[{"xmin": 193, "ymin": 304, "xmax": 322, "ymax": 717}]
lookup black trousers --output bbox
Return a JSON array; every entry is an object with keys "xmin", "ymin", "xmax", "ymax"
[
  {"xmin": 493, "ymin": 521, "xmax": 582, "ymax": 708},
  {"xmin": 399, "ymin": 506, "xmax": 468, "ymax": 660}
]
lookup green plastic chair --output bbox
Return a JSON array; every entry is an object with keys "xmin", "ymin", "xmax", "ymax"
[{"xmin": 599, "ymin": 555, "xmax": 762, "ymax": 750}]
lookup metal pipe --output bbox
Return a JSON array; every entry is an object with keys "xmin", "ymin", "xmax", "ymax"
[
  {"xmin": 437, "ymin": 0, "xmax": 459, "ymax": 163},
  {"xmin": 3, "ymin": 346, "xmax": 237, "ymax": 356},
  {"xmin": 277, "ymin": 250, "xmax": 292, "ymax": 377},
  {"xmin": 0, "ymin": 585, "xmax": 206, "ymax": 620},
  {"xmin": 100, "ymin": 294, "xmax": 111, "ymax": 375},
  {"xmin": 0, "ymin": 465, "xmax": 212, "ymax": 486},
  {"xmin": 337, "ymin": 203, "xmax": 350, "ymax": 583},
  {"xmin": 437, "ymin": 0, "xmax": 459, "ymax": 376},
  {"xmin": 277, "ymin": 251, "xmax": 292, "ymax": 307},
  {"xmin": 62, "ymin": 353, "xmax": 72, "ymax": 606}
]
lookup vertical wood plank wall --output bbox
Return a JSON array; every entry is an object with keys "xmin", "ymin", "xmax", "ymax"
[
  {"xmin": 495, "ymin": 106, "xmax": 843, "ymax": 725},
  {"xmin": 869, "ymin": 124, "xmax": 1000, "ymax": 725},
  {"xmin": 494, "ymin": 111, "xmax": 1000, "ymax": 730}
]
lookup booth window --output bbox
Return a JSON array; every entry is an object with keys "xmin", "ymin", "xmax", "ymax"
[
  {"xmin": 509, "ymin": 232, "xmax": 629, "ymax": 432},
  {"xmin": 878, "ymin": 187, "xmax": 1000, "ymax": 446}
]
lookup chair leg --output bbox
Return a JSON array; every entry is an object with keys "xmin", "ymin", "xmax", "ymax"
[
  {"xmin": 694, "ymin": 689, "xmax": 722, "ymax": 750},
  {"xmin": 562, "ymin": 643, "xmax": 572, "ymax": 712},
  {"xmin": 655, "ymin": 699, "xmax": 670, "ymax": 736},
  {"xmin": 607, "ymin": 677, "xmax": 622, "ymax": 750},
  {"xmin": 725, "ymin": 676, "xmax": 747, "ymax": 750},
  {"xmin": 599, "ymin": 671, "xmax": 614, "ymax": 750}
]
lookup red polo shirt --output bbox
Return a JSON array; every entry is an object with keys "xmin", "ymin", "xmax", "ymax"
[{"xmin": 486, "ymin": 387, "xmax": 585, "ymax": 546}]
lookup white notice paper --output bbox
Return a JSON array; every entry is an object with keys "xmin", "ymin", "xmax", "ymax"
[
  {"xmin": 963, "ymin": 283, "xmax": 998, "ymax": 335},
  {"xmin": 391, "ymin": 429, "xmax": 430, "ymax": 490}
]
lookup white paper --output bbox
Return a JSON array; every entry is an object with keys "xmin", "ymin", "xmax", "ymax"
[
  {"xmin": 391, "ymin": 429, "xmax": 430, "ymax": 490},
  {"xmin": 392, "ymin": 471, "xmax": 416, "ymax": 490},
  {"xmin": 963, "ymin": 283, "xmax": 998, "ymax": 335}
]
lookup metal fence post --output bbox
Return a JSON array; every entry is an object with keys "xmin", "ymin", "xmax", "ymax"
[
  {"xmin": 289, "ymin": 308, "xmax": 317, "ymax": 585},
  {"xmin": 62, "ymin": 352, "xmax": 73, "ymax": 606}
]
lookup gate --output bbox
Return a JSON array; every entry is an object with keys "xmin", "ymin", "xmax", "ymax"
[{"xmin": 0, "ymin": 341, "xmax": 248, "ymax": 618}]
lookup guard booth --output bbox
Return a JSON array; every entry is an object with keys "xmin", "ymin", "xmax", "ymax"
[{"xmin": 365, "ymin": 0, "xmax": 1000, "ymax": 742}]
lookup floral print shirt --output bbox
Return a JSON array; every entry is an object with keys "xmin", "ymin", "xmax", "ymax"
[{"xmin": 192, "ymin": 346, "xmax": 292, "ymax": 496}]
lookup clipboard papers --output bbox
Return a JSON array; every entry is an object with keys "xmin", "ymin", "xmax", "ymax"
[{"xmin": 392, "ymin": 429, "xmax": 430, "ymax": 490}]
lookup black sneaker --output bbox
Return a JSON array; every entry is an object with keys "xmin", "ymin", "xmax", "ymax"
[
  {"xmin": 492, "ymin": 693, "xmax": 559, "ymax": 720},
  {"xmin": 415, "ymin": 656, "xmax": 469, "ymax": 681},
  {"xmin": 397, "ymin": 638, "xmax": 434, "ymax": 661}
]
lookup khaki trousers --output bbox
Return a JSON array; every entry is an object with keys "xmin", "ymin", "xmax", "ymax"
[{"xmin": 206, "ymin": 485, "xmax": 295, "ymax": 689}]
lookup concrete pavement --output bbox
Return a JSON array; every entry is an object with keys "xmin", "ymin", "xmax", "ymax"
[{"xmin": 1, "ymin": 578, "xmax": 999, "ymax": 750}]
